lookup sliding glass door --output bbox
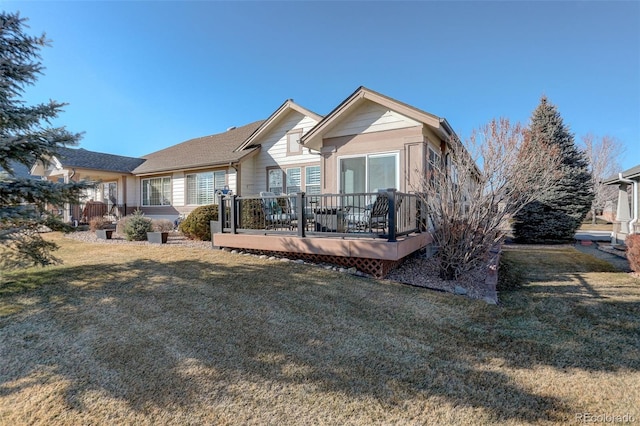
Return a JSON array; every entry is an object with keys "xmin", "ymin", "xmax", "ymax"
[{"xmin": 339, "ymin": 153, "xmax": 398, "ymax": 206}]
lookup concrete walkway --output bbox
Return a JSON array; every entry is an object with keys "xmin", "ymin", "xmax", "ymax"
[
  {"xmin": 574, "ymin": 230, "xmax": 612, "ymax": 242},
  {"xmin": 573, "ymin": 240, "xmax": 631, "ymax": 272}
]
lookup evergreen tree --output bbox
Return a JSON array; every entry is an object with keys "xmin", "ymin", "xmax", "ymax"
[
  {"xmin": 513, "ymin": 96, "xmax": 593, "ymax": 243},
  {"xmin": 0, "ymin": 12, "xmax": 90, "ymax": 268}
]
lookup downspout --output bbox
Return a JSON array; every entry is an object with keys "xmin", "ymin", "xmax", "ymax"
[
  {"xmin": 67, "ymin": 168, "xmax": 77, "ymax": 224},
  {"xmin": 619, "ymin": 173, "xmax": 638, "ymax": 233}
]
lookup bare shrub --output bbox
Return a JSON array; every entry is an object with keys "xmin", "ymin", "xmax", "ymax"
[
  {"xmin": 89, "ymin": 217, "xmax": 113, "ymax": 231},
  {"xmin": 152, "ymin": 219, "xmax": 174, "ymax": 232},
  {"xmin": 416, "ymin": 118, "xmax": 562, "ymax": 280},
  {"xmin": 581, "ymin": 134, "xmax": 625, "ymax": 224}
]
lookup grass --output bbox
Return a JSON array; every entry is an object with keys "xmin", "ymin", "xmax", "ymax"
[
  {"xmin": 1, "ymin": 234, "xmax": 639, "ymax": 425},
  {"xmin": 579, "ymin": 223, "xmax": 613, "ymax": 231}
]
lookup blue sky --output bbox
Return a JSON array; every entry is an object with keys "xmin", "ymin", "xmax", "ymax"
[{"xmin": 7, "ymin": 1, "xmax": 640, "ymax": 170}]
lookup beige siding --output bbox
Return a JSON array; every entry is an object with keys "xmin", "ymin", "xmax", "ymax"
[
  {"xmin": 125, "ymin": 176, "xmax": 139, "ymax": 208},
  {"xmin": 325, "ymin": 100, "xmax": 421, "ymax": 138},
  {"xmin": 247, "ymin": 112, "xmax": 320, "ymax": 194},
  {"xmin": 227, "ymin": 166, "xmax": 237, "ymax": 194},
  {"xmin": 239, "ymin": 156, "xmax": 256, "ymax": 196}
]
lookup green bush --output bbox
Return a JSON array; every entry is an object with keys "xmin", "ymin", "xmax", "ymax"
[
  {"xmin": 179, "ymin": 205, "xmax": 219, "ymax": 241},
  {"xmin": 123, "ymin": 210, "xmax": 153, "ymax": 241}
]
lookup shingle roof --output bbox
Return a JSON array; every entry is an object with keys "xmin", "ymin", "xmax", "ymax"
[
  {"xmin": 55, "ymin": 147, "xmax": 145, "ymax": 173},
  {"xmin": 133, "ymin": 120, "xmax": 265, "ymax": 175}
]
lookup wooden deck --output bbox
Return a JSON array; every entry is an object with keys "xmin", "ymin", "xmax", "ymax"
[{"xmin": 212, "ymin": 232, "xmax": 432, "ymax": 277}]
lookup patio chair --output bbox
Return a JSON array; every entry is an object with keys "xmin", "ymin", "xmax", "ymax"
[
  {"xmin": 368, "ymin": 193, "xmax": 389, "ymax": 233},
  {"xmin": 344, "ymin": 193, "xmax": 388, "ymax": 233},
  {"xmin": 259, "ymin": 192, "xmax": 294, "ymax": 230},
  {"xmin": 345, "ymin": 192, "xmax": 403, "ymax": 235}
]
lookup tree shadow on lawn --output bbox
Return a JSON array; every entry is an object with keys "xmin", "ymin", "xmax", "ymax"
[
  {"xmin": 2, "ymin": 256, "xmax": 634, "ymax": 422},
  {"xmin": 481, "ymin": 268, "xmax": 640, "ymax": 373}
]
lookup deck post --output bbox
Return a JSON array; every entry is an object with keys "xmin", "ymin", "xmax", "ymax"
[
  {"xmin": 230, "ymin": 194, "xmax": 237, "ymax": 234},
  {"xmin": 218, "ymin": 194, "xmax": 225, "ymax": 234},
  {"xmin": 297, "ymin": 192, "xmax": 306, "ymax": 238},
  {"xmin": 387, "ymin": 188, "xmax": 397, "ymax": 242}
]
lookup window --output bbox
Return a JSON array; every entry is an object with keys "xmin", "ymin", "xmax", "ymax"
[
  {"xmin": 339, "ymin": 153, "xmax": 398, "ymax": 195},
  {"xmin": 286, "ymin": 167, "xmax": 301, "ymax": 193},
  {"xmin": 286, "ymin": 130, "xmax": 302, "ymax": 155},
  {"xmin": 268, "ymin": 169, "xmax": 283, "ymax": 194},
  {"xmin": 427, "ymin": 146, "xmax": 441, "ymax": 188},
  {"xmin": 305, "ymin": 165, "xmax": 321, "ymax": 195},
  {"xmin": 186, "ymin": 171, "xmax": 226, "ymax": 205},
  {"xmin": 142, "ymin": 177, "xmax": 171, "ymax": 206},
  {"xmin": 268, "ymin": 165, "xmax": 320, "ymax": 195}
]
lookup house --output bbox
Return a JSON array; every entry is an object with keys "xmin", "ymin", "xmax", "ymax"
[
  {"xmin": 211, "ymin": 86, "xmax": 462, "ymax": 276},
  {"xmin": 31, "ymin": 147, "xmax": 145, "ymax": 222},
  {"xmin": 604, "ymin": 164, "xmax": 640, "ymax": 244},
  {"xmin": 31, "ymin": 87, "xmax": 466, "ymax": 276}
]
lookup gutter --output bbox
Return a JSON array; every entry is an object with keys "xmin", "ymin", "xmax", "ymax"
[{"xmin": 619, "ymin": 173, "xmax": 638, "ymax": 233}]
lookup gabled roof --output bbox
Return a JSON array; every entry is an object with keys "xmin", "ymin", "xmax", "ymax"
[
  {"xmin": 603, "ymin": 164, "xmax": 640, "ymax": 185},
  {"xmin": 301, "ymin": 86, "xmax": 454, "ymax": 150},
  {"xmin": 52, "ymin": 147, "xmax": 145, "ymax": 173},
  {"xmin": 133, "ymin": 120, "xmax": 265, "ymax": 175},
  {"xmin": 234, "ymin": 100, "xmax": 322, "ymax": 152}
]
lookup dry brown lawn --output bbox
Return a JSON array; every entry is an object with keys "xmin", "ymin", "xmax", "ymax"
[
  {"xmin": 0, "ymin": 234, "xmax": 638, "ymax": 425},
  {"xmin": 578, "ymin": 223, "xmax": 613, "ymax": 232}
]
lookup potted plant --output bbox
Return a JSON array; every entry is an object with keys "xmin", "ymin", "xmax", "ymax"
[
  {"xmin": 147, "ymin": 219, "xmax": 173, "ymax": 244},
  {"xmin": 90, "ymin": 216, "xmax": 115, "ymax": 240}
]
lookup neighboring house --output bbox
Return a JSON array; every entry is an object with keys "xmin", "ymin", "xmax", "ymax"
[
  {"xmin": 604, "ymin": 164, "xmax": 640, "ymax": 244},
  {"xmin": 31, "ymin": 147, "xmax": 145, "ymax": 222}
]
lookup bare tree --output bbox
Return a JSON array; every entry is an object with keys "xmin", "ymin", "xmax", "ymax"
[
  {"xmin": 416, "ymin": 118, "xmax": 562, "ymax": 280},
  {"xmin": 581, "ymin": 133, "xmax": 624, "ymax": 224}
]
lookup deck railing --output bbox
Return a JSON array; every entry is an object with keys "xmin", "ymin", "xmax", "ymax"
[{"xmin": 216, "ymin": 189, "xmax": 426, "ymax": 242}]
